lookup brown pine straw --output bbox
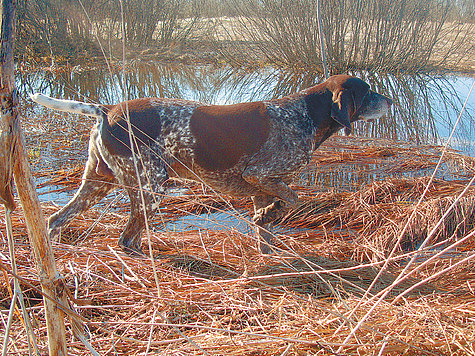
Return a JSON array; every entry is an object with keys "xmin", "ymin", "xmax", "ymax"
[{"xmin": 1, "ymin": 139, "xmax": 475, "ymax": 355}]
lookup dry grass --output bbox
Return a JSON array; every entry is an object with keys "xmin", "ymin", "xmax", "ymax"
[{"xmin": 1, "ymin": 138, "xmax": 475, "ymax": 355}]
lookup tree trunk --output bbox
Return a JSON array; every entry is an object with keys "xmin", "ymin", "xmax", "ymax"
[
  {"xmin": 0, "ymin": 0, "xmax": 68, "ymax": 354},
  {"xmin": 316, "ymin": 0, "xmax": 329, "ymax": 78}
]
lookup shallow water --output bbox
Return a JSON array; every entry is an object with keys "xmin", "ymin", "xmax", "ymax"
[{"xmin": 19, "ymin": 62, "xmax": 474, "ymax": 154}]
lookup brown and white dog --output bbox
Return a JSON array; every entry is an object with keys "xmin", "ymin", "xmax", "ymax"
[{"xmin": 31, "ymin": 75, "xmax": 392, "ymax": 254}]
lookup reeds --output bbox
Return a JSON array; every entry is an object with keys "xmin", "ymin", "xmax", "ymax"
[{"xmin": 1, "ymin": 136, "xmax": 475, "ymax": 355}]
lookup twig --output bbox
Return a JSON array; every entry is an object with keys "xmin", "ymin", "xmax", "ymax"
[
  {"xmin": 107, "ymin": 246, "xmax": 149, "ymax": 290},
  {"xmin": 2, "ymin": 208, "xmax": 39, "ymax": 356}
]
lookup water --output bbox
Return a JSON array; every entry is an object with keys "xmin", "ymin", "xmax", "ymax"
[
  {"xmin": 17, "ymin": 63, "xmax": 475, "ymax": 233},
  {"xmin": 18, "ymin": 63, "xmax": 474, "ymax": 155},
  {"xmin": 163, "ymin": 210, "xmax": 253, "ymax": 234}
]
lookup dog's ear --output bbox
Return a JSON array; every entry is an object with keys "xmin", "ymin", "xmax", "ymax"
[{"xmin": 331, "ymin": 89, "xmax": 352, "ymax": 132}]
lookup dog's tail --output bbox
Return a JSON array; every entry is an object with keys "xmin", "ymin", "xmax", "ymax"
[{"xmin": 30, "ymin": 93, "xmax": 106, "ymax": 119}]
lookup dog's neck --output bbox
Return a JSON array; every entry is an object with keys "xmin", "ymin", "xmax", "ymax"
[
  {"xmin": 263, "ymin": 90, "xmax": 341, "ymax": 159},
  {"xmin": 307, "ymin": 93, "xmax": 343, "ymax": 150},
  {"xmin": 301, "ymin": 89, "xmax": 344, "ymax": 150},
  {"xmin": 268, "ymin": 88, "xmax": 343, "ymax": 152}
]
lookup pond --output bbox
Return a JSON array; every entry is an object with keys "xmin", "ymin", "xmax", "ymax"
[
  {"xmin": 17, "ymin": 62, "xmax": 475, "ymax": 232},
  {"xmin": 18, "ymin": 62, "xmax": 474, "ymax": 151}
]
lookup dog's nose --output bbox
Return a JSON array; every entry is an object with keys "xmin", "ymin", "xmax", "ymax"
[{"xmin": 386, "ymin": 97, "xmax": 393, "ymax": 106}]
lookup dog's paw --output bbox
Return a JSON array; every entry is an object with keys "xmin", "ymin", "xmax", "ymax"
[
  {"xmin": 259, "ymin": 240, "xmax": 274, "ymax": 254},
  {"xmin": 120, "ymin": 245, "xmax": 145, "ymax": 257},
  {"xmin": 48, "ymin": 226, "xmax": 61, "ymax": 242},
  {"xmin": 253, "ymin": 200, "xmax": 286, "ymax": 225},
  {"xmin": 118, "ymin": 238, "xmax": 144, "ymax": 257}
]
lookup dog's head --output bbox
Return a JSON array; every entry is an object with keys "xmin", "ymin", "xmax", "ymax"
[{"xmin": 326, "ymin": 75, "xmax": 392, "ymax": 134}]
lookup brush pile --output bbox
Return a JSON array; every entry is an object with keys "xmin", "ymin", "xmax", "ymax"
[{"xmin": 1, "ymin": 136, "xmax": 475, "ymax": 355}]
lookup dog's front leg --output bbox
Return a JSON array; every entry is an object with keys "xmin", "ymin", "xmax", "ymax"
[
  {"xmin": 251, "ymin": 195, "xmax": 276, "ymax": 254},
  {"xmin": 246, "ymin": 176, "xmax": 298, "ymax": 218},
  {"xmin": 246, "ymin": 176, "xmax": 299, "ymax": 253}
]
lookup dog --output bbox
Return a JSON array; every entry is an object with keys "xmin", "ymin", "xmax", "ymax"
[{"xmin": 31, "ymin": 74, "xmax": 392, "ymax": 254}]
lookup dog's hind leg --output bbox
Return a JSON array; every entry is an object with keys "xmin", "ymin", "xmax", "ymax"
[
  {"xmin": 117, "ymin": 183, "xmax": 158, "ymax": 255},
  {"xmin": 48, "ymin": 145, "xmax": 117, "ymax": 240},
  {"xmin": 116, "ymin": 151, "xmax": 168, "ymax": 255}
]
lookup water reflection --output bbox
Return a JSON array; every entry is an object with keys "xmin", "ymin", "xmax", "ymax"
[{"xmin": 18, "ymin": 62, "xmax": 474, "ymax": 155}]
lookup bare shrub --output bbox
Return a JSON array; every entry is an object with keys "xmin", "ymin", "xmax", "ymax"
[
  {"xmin": 16, "ymin": 0, "xmax": 100, "ymax": 63},
  {"xmin": 104, "ymin": 0, "xmax": 202, "ymax": 46},
  {"xmin": 215, "ymin": 0, "xmax": 474, "ymax": 72},
  {"xmin": 16, "ymin": 0, "xmax": 204, "ymax": 64}
]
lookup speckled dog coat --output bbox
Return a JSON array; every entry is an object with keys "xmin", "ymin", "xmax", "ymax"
[{"xmin": 31, "ymin": 74, "xmax": 392, "ymax": 254}]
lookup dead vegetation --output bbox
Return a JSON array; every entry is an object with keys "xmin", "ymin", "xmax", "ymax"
[
  {"xmin": 208, "ymin": 0, "xmax": 475, "ymax": 73},
  {"xmin": 5, "ymin": 1, "xmax": 474, "ymax": 353},
  {"xmin": 1, "ymin": 137, "xmax": 475, "ymax": 355}
]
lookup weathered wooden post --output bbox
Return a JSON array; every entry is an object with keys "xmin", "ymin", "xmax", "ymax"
[{"xmin": 0, "ymin": 0, "xmax": 68, "ymax": 354}]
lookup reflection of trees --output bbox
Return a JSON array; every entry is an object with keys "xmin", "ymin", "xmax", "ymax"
[{"xmin": 18, "ymin": 63, "xmax": 473, "ymax": 154}]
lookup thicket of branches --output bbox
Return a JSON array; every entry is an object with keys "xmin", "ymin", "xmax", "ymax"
[
  {"xmin": 217, "ymin": 0, "xmax": 473, "ymax": 72},
  {"xmin": 15, "ymin": 0, "xmax": 474, "ymax": 72},
  {"xmin": 17, "ymin": 0, "xmax": 202, "ymax": 65}
]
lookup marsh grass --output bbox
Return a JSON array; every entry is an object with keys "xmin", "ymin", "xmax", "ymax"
[{"xmin": 2, "ymin": 137, "xmax": 475, "ymax": 354}]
